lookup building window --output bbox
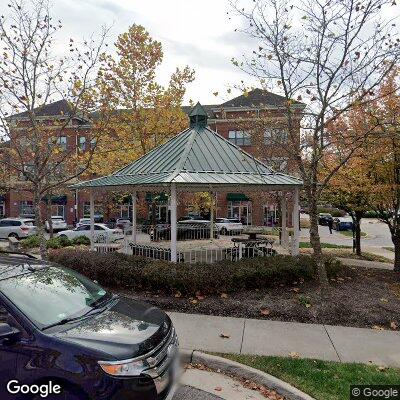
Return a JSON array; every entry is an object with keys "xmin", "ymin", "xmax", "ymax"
[
  {"xmin": 0, "ymin": 201, "xmax": 5, "ymax": 218},
  {"xmin": 19, "ymin": 201, "xmax": 34, "ymax": 217},
  {"xmin": 90, "ymin": 138, "xmax": 97, "ymax": 150},
  {"xmin": 263, "ymin": 204, "xmax": 278, "ymax": 227},
  {"xmin": 227, "ymin": 201, "xmax": 252, "ymax": 225},
  {"xmin": 79, "ymin": 136, "xmax": 86, "ymax": 151},
  {"xmin": 57, "ymin": 136, "xmax": 67, "ymax": 151},
  {"xmin": 51, "ymin": 205, "xmax": 65, "ymax": 218},
  {"xmin": 264, "ymin": 128, "xmax": 288, "ymax": 144},
  {"xmin": 83, "ymin": 202, "xmax": 103, "ymax": 219},
  {"xmin": 120, "ymin": 205, "xmax": 132, "ymax": 219},
  {"xmin": 228, "ymin": 130, "xmax": 251, "ymax": 146}
]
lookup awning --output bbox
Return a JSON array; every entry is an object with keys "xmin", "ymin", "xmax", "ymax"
[
  {"xmin": 145, "ymin": 193, "xmax": 169, "ymax": 203},
  {"xmin": 43, "ymin": 195, "xmax": 67, "ymax": 205},
  {"xmin": 226, "ymin": 193, "xmax": 250, "ymax": 202}
]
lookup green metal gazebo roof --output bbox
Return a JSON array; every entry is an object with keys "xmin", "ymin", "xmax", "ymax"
[{"xmin": 72, "ymin": 103, "xmax": 302, "ymax": 190}]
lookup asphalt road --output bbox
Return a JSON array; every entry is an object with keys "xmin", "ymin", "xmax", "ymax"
[{"xmin": 173, "ymin": 386, "xmax": 222, "ymax": 399}]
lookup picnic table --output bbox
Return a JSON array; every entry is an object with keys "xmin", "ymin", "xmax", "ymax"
[{"xmin": 230, "ymin": 235, "xmax": 275, "ymax": 259}]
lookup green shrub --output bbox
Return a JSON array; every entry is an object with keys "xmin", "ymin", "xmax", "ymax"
[
  {"xmin": 364, "ymin": 210, "xmax": 380, "ymax": 218},
  {"xmin": 21, "ymin": 235, "xmax": 41, "ymax": 249},
  {"xmin": 71, "ymin": 236, "xmax": 91, "ymax": 246},
  {"xmin": 48, "ymin": 249, "xmax": 343, "ymax": 295},
  {"xmin": 46, "ymin": 236, "xmax": 72, "ymax": 249}
]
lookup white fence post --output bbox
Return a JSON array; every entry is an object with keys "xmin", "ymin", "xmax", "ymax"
[{"xmin": 170, "ymin": 184, "xmax": 177, "ymax": 262}]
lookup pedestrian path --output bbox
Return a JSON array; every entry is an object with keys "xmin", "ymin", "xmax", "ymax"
[
  {"xmin": 169, "ymin": 312, "xmax": 400, "ymax": 367},
  {"xmin": 338, "ymin": 257, "xmax": 393, "ymax": 270}
]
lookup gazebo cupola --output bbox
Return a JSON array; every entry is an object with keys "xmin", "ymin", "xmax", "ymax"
[{"xmin": 189, "ymin": 102, "xmax": 208, "ymax": 128}]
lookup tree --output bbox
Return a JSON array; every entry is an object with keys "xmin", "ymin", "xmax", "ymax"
[
  {"xmin": 89, "ymin": 24, "xmax": 195, "ymax": 176},
  {"xmin": 323, "ymin": 156, "xmax": 371, "ymax": 256},
  {"xmin": 231, "ymin": 0, "xmax": 400, "ymax": 286},
  {"xmin": 0, "ymin": 0, "xmax": 108, "ymax": 256},
  {"xmin": 366, "ymin": 69, "xmax": 400, "ymax": 271}
]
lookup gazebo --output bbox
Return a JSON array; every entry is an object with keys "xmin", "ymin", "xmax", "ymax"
[{"xmin": 72, "ymin": 103, "xmax": 303, "ymax": 262}]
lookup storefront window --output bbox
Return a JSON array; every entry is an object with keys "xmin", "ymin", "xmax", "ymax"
[
  {"xmin": 263, "ymin": 204, "xmax": 278, "ymax": 227},
  {"xmin": 19, "ymin": 201, "xmax": 34, "ymax": 217},
  {"xmin": 227, "ymin": 201, "xmax": 252, "ymax": 225}
]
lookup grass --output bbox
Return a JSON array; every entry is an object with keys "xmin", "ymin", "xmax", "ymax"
[
  {"xmin": 339, "ymin": 230, "xmax": 367, "ymax": 237},
  {"xmin": 221, "ymin": 354, "xmax": 400, "ymax": 400},
  {"xmin": 299, "ymin": 242, "xmax": 351, "ymax": 249}
]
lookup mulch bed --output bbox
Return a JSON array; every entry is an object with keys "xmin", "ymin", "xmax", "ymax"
[{"xmin": 116, "ymin": 265, "xmax": 400, "ymax": 330}]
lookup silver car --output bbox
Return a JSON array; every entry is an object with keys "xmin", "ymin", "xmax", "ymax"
[
  {"xmin": 0, "ymin": 218, "xmax": 37, "ymax": 240},
  {"xmin": 45, "ymin": 216, "xmax": 68, "ymax": 232}
]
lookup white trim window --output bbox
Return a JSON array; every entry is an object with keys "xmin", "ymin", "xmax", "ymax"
[
  {"xmin": 79, "ymin": 136, "xmax": 86, "ymax": 151},
  {"xmin": 264, "ymin": 128, "xmax": 288, "ymax": 144},
  {"xmin": 57, "ymin": 136, "xmax": 67, "ymax": 151},
  {"xmin": 228, "ymin": 130, "xmax": 251, "ymax": 146}
]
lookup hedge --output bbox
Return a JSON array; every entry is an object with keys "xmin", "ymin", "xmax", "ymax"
[
  {"xmin": 21, "ymin": 235, "xmax": 90, "ymax": 249},
  {"xmin": 48, "ymin": 249, "xmax": 343, "ymax": 295}
]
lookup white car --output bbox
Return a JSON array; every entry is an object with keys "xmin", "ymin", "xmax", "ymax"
[
  {"xmin": 56, "ymin": 223, "xmax": 124, "ymax": 243},
  {"xmin": 0, "ymin": 218, "xmax": 36, "ymax": 240},
  {"xmin": 116, "ymin": 218, "xmax": 133, "ymax": 232},
  {"xmin": 215, "ymin": 218, "xmax": 244, "ymax": 235},
  {"xmin": 76, "ymin": 218, "xmax": 91, "ymax": 228},
  {"xmin": 45, "ymin": 216, "xmax": 67, "ymax": 232}
]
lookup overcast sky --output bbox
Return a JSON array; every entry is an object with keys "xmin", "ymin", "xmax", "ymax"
[{"xmin": 51, "ymin": 0, "xmax": 257, "ymax": 105}]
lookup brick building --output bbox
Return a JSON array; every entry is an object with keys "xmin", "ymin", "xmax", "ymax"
[{"xmin": 4, "ymin": 89, "xmax": 303, "ymax": 226}]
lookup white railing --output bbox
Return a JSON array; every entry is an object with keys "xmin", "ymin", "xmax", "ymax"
[{"xmin": 92, "ymin": 223, "xmax": 277, "ymax": 263}]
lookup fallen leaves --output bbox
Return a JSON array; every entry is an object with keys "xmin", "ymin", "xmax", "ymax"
[
  {"xmin": 260, "ymin": 308, "xmax": 270, "ymax": 316},
  {"xmin": 372, "ymin": 325, "xmax": 385, "ymax": 331},
  {"xmin": 220, "ymin": 293, "xmax": 228, "ymax": 299},
  {"xmin": 390, "ymin": 321, "xmax": 398, "ymax": 330},
  {"xmin": 289, "ymin": 351, "xmax": 300, "ymax": 359},
  {"xmin": 219, "ymin": 332, "xmax": 231, "ymax": 339},
  {"xmin": 214, "ymin": 386, "xmax": 222, "ymax": 392}
]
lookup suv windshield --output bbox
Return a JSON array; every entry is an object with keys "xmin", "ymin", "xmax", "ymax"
[{"xmin": 0, "ymin": 266, "xmax": 111, "ymax": 329}]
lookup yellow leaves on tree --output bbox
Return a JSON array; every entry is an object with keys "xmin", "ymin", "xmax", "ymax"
[{"xmin": 88, "ymin": 24, "xmax": 195, "ymax": 177}]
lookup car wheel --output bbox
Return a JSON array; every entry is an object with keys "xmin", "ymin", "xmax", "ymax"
[
  {"xmin": 59, "ymin": 234, "xmax": 68, "ymax": 239},
  {"xmin": 8, "ymin": 233, "xmax": 19, "ymax": 240},
  {"xmin": 220, "ymin": 227, "xmax": 228, "ymax": 235}
]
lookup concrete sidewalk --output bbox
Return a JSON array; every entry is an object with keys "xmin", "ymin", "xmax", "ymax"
[
  {"xmin": 169, "ymin": 312, "xmax": 400, "ymax": 368},
  {"xmin": 338, "ymin": 257, "xmax": 394, "ymax": 270}
]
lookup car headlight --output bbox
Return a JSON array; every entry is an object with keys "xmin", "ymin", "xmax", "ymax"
[{"xmin": 98, "ymin": 359, "xmax": 150, "ymax": 376}]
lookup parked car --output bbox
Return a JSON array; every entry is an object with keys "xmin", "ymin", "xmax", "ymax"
[
  {"xmin": 333, "ymin": 217, "xmax": 353, "ymax": 231},
  {"xmin": 0, "ymin": 252, "xmax": 179, "ymax": 400},
  {"xmin": 76, "ymin": 214, "xmax": 103, "ymax": 227},
  {"xmin": 56, "ymin": 223, "xmax": 124, "ymax": 242},
  {"xmin": 215, "ymin": 218, "xmax": 243, "ymax": 235},
  {"xmin": 0, "ymin": 218, "xmax": 36, "ymax": 240},
  {"xmin": 45, "ymin": 216, "xmax": 67, "ymax": 232},
  {"xmin": 178, "ymin": 215, "xmax": 207, "ymax": 223},
  {"xmin": 318, "ymin": 213, "xmax": 333, "ymax": 226},
  {"xmin": 116, "ymin": 218, "xmax": 133, "ymax": 233}
]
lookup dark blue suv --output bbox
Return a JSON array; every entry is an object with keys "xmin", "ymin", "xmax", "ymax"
[{"xmin": 0, "ymin": 252, "xmax": 179, "ymax": 400}]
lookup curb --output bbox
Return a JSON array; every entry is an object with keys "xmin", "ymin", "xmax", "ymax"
[{"xmin": 180, "ymin": 349, "xmax": 315, "ymax": 400}]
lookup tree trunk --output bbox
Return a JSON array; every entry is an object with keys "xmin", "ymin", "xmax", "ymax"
[
  {"xmin": 306, "ymin": 187, "xmax": 328, "ymax": 287},
  {"xmin": 354, "ymin": 211, "xmax": 363, "ymax": 256},
  {"xmin": 393, "ymin": 235, "xmax": 400, "ymax": 272},
  {"xmin": 46, "ymin": 197, "xmax": 54, "ymax": 238},
  {"xmin": 33, "ymin": 190, "xmax": 47, "ymax": 259}
]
